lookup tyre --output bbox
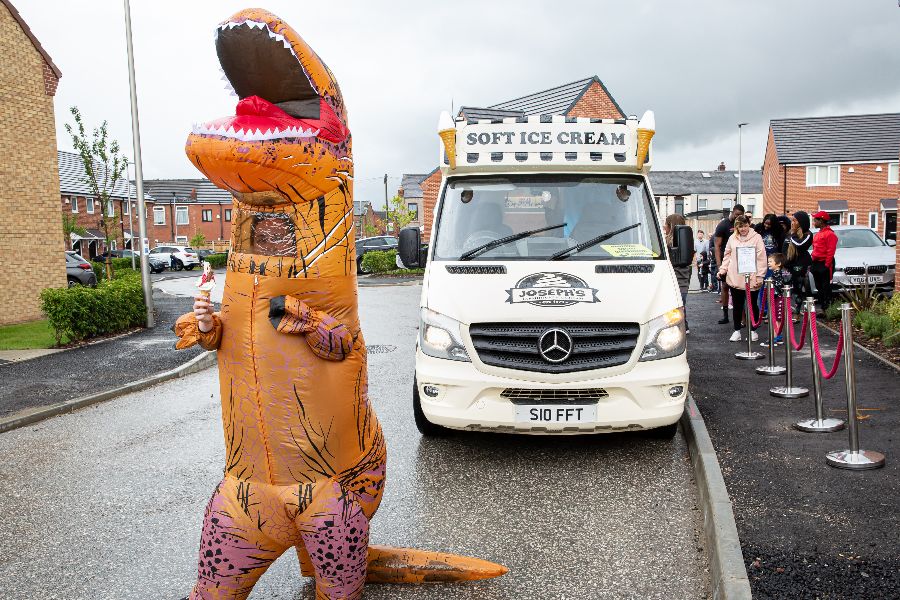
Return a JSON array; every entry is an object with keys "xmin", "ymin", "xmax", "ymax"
[
  {"xmin": 644, "ymin": 422, "xmax": 678, "ymax": 440},
  {"xmin": 357, "ymin": 256, "xmax": 369, "ymax": 275},
  {"xmin": 413, "ymin": 378, "xmax": 451, "ymax": 437},
  {"xmin": 67, "ymin": 277, "xmax": 79, "ymax": 288},
  {"xmin": 174, "ymin": 259, "xmax": 184, "ymax": 271},
  {"xmin": 185, "ymin": 264, "xmax": 195, "ymax": 271}
]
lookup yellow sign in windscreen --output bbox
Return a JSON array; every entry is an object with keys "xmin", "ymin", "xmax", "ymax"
[{"xmin": 600, "ymin": 243, "xmax": 657, "ymax": 258}]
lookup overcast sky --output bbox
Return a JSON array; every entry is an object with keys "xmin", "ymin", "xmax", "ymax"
[{"xmin": 20, "ymin": 0, "xmax": 900, "ymax": 209}]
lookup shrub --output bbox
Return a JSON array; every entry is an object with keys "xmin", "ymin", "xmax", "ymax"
[
  {"xmin": 91, "ymin": 257, "xmax": 140, "ymax": 281},
  {"xmin": 204, "ymin": 253, "xmax": 228, "ymax": 269},
  {"xmin": 361, "ymin": 250, "xmax": 397, "ymax": 273},
  {"xmin": 852, "ymin": 310, "xmax": 898, "ymax": 347},
  {"xmin": 886, "ymin": 294, "xmax": 900, "ymax": 327},
  {"xmin": 40, "ymin": 272, "xmax": 146, "ymax": 344},
  {"xmin": 824, "ymin": 301, "xmax": 843, "ymax": 321}
]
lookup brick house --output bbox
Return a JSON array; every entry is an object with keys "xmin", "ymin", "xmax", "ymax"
[
  {"xmin": 651, "ymin": 166, "xmax": 763, "ymax": 237},
  {"xmin": 761, "ymin": 113, "xmax": 900, "ymax": 243},
  {"xmin": 58, "ymin": 150, "xmax": 154, "ymax": 258},
  {"xmin": 142, "ymin": 179, "xmax": 234, "ymax": 248},
  {"xmin": 397, "ymin": 173, "xmax": 427, "ymax": 230},
  {"xmin": 417, "ymin": 76, "xmax": 625, "ymax": 240},
  {"xmin": 353, "ymin": 200, "xmax": 376, "ymax": 238},
  {"xmin": 0, "ymin": 0, "xmax": 64, "ymax": 326}
]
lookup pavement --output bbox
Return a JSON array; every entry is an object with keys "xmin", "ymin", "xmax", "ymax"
[
  {"xmin": 0, "ymin": 283, "xmax": 711, "ymax": 599},
  {"xmin": 686, "ymin": 289, "xmax": 900, "ymax": 598}
]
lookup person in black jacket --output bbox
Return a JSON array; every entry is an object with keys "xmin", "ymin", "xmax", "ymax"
[{"xmin": 784, "ymin": 210, "xmax": 813, "ymax": 316}]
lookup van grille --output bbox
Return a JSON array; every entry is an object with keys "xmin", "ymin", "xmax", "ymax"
[
  {"xmin": 500, "ymin": 388, "xmax": 609, "ymax": 405},
  {"xmin": 469, "ymin": 322, "xmax": 640, "ymax": 374}
]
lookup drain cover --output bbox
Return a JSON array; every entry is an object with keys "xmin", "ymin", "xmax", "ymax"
[{"xmin": 366, "ymin": 344, "xmax": 397, "ymax": 354}]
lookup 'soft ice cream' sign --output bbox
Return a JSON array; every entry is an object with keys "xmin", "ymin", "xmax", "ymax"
[
  {"xmin": 461, "ymin": 121, "xmax": 632, "ymax": 154},
  {"xmin": 506, "ymin": 272, "xmax": 600, "ymax": 307}
]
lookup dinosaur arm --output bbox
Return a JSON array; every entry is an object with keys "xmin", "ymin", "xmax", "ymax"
[
  {"xmin": 173, "ymin": 312, "xmax": 223, "ymax": 350},
  {"xmin": 269, "ymin": 295, "xmax": 354, "ymax": 361}
]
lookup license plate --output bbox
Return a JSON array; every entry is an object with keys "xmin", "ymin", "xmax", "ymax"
[
  {"xmin": 849, "ymin": 275, "xmax": 882, "ymax": 284},
  {"xmin": 514, "ymin": 404, "xmax": 597, "ymax": 424}
]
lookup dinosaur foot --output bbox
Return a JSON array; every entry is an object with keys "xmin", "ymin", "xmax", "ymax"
[{"xmin": 365, "ymin": 545, "xmax": 508, "ymax": 583}]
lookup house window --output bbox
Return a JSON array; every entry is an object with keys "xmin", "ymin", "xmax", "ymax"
[
  {"xmin": 889, "ymin": 163, "xmax": 899, "ymax": 184},
  {"xmin": 123, "ymin": 200, "xmax": 130, "ymax": 215},
  {"xmin": 868, "ymin": 212, "xmax": 878, "ymax": 230},
  {"xmin": 153, "ymin": 206, "xmax": 166, "ymax": 225},
  {"xmin": 202, "ymin": 209, "xmax": 213, "ymax": 222},
  {"xmin": 698, "ymin": 199, "xmax": 708, "ymax": 211},
  {"xmin": 847, "ymin": 213, "xmax": 856, "ymax": 226},
  {"xmin": 71, "ymin": 197, "xmax": 79, "ymax": 213},
  {"xmin": 674, "ymin": 197, "xmax": 684, "ymax": 215},
  {"xmin": 746, "ymin": 204, "xmax": 756, "ymax": 217},
  {"xmin": 176, "ymin": 206, "xmax": 189, "ymax": 225},
  {"xmin": 175, "ymin": 235, "xmax": 188, "ymax": 244},
  {"xmin": 806, "ymin": 164, "xmax": 840, "ymax": 186},
  {"xmin": 224, "ymin": 209, "xmax": 232, "ymax": 222},
  {"xmin": 106, "ymin": 200, "xmax": 115, "ymax": 217},
  {"xmin": 722, "ymin": 199, "xmax": 733, "ymax": 210},
  {"xmin": 87, "ymin": 198, "xmax": 95, "ymax": 214},
  {"xmin": 110, "ymin": 240, "xmax": 117, "ymax": 251},
  {"xmin": 408, "ymin": 203, "xmax": 418, "ymax": 220}
]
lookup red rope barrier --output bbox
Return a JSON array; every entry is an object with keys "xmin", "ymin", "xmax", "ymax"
[
  {"xmin": 785, "ymin": 299, "xmax": 808, "ymax": 350},
  {"xmin": 809, "ymin": 312, "xmax": 844, "ymax": 379},
  {"xmin": 744, "ymin": 282, "xmax": 763, "ymax": 329}
]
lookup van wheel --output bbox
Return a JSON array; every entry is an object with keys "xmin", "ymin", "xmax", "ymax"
[
  {"xmin": 645, "ymin": 422, "xmax": 678, "ymax": 439},
  {"xmin": 413, "ymin": 378, "xmax": 450, "ymax": 437}
]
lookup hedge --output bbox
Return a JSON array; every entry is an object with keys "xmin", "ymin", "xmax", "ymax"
[
  {"xmin": 40, "ymin": 271, "xmax": 146, "ymax": 344},
  {"xmin": 361, "ymin": 250, "xmax": 397, "ymax": 273},
  {"xmin": 92, "ymin": 257, "xmax": 140, "ymax": 281},
  {"xmin": 204, "ymin": 253, "xmax": 228, "ymax": 269}
]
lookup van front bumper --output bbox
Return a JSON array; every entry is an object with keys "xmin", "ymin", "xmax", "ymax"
[{"xmin": 416, "ymin": 350, "xmax": 689, "ymax": 434}]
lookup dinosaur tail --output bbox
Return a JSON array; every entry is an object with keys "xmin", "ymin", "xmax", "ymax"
[{"xmin": 365, "ymin": 545, "xmax": 508, "ymax": 583}]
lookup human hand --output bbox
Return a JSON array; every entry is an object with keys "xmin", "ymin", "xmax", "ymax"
[{"xmin": 194, "ymin": 294, "xmax": 213, "ymax": 332}]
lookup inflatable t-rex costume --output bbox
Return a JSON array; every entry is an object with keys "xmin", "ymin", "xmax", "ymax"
[{"xmin": 174, "ymin": 8, "xmax": 506, "ymax": 600}]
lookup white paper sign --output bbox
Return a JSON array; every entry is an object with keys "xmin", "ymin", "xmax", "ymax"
[{"xmin": 736, "ymin": 246, "xmax": 756, "ymax": 275}]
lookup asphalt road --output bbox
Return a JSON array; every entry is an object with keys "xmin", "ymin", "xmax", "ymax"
[{"xmin": 0, "ymin": 284, "xmax": 710, "ymax": 599}]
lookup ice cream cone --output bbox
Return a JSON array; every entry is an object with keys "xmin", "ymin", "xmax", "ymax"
[
  {"xmin": 439, "ymin": 128, "xmax": 456, "ymax": 169},
  {"xmin": 636, "ymin": 128, "xmax": 654, "ymax": 169}
]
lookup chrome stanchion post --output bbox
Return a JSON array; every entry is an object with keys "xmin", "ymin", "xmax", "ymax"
[
  {"xmin": 795, "ymin": 297, "xmax": 844, "ymax": 432},
  {"xmin": 757, "ymin": 278, "xmax": 785, "ymax": 375},
  {"xmin": 735, "ymin": 274, "xmax": 763, "ymax": 360},
  {"xmin": 826, "ymin": 304, "xmax": 885, "ymax": 469},
  {"xmin": 770, "ymin": 286, "xmax": 809, "ymax": 398}
]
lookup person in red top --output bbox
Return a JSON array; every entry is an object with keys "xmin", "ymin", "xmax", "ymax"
[{"xmin": 810, "ymin": 210, "xmax": 838, "ymax": 314}]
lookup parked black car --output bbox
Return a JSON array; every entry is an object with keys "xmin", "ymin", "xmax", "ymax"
[
  {"xmin": 65, "ymin": 251, "xmax": 98, "ymax": 287},
  {"xmin": 354, "ymin": 236, "xmax": 398, "ymax": 273}
]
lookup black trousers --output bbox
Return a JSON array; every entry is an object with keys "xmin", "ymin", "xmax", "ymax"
[
  {"xmin": 810, "ymin": 261, "xmax": 832, "ymax": 310},
  {"xmin": 730, "ymin": 285, "xmax": 760, "ymax": 332}
]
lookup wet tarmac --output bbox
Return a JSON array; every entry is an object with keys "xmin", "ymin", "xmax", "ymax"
[{"xmin": 0, "ymin": 284, "xmax": 709, "ymax": 599}]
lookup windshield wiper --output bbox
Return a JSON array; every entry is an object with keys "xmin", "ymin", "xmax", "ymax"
[
  {"xmin": 550, "ymin": 223, "xmax": 641, "ymax": 260},
  {"xmin": 458, "ymin": 223, "xmax": 567, "ymax": 261}
]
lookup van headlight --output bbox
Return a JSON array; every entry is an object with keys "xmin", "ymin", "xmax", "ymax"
[
  {"xmin": 639, "ymin": 307, "xmax": 686, "ymax": 362},
  {"xmin": 419, "ymin": 308, "xmax": 471, "ymax": 362}
]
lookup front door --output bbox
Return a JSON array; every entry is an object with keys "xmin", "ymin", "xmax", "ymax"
[{"xmin": 885, "ymin": 211, "xmax": 897, "ymax": 243}]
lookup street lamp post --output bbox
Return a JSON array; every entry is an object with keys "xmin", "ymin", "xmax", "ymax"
[
  {"xmin": 127, "ymin": 161, "xmax": 136, "ymax": 269},
  {"xmin": 123, "ymin": 0, "xmax": 154, "ymax": 327},
  {"xmin": 738, "ymin": 122, "xmax": 748, "ymax": 207}
]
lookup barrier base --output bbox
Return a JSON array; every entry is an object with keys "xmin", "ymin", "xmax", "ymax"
[
  {"xmin": 756, "ymin": 365, "xmax": 786, "ymax": 376},
  {"xmin": 826, "ymin": 449, "xmax": 885, "ymax": 470},
  {"xmin": 735, "ymin": 351, "xmax": 764, "ymax": 360},
  {"xmin": 794, "ymin": 418, "xmax": 845, "ymax": 433},
  {"xmin": 770, "ymin": 385, "xmax": 809, "ymax": 398}
]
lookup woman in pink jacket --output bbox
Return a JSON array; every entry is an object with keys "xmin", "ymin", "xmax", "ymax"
[{"xmin": 718, "ymin": 215, "xmax": 767, "ymax": 342}]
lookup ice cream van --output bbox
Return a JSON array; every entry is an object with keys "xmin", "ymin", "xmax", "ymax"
[{"xmin": 397, "ymin": 109, "xmax": 693, "ymax": 438}]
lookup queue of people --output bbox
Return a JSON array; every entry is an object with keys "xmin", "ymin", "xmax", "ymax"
[{"xmin": 693, "ymin": 205, "xmax": 838, "ymax": 342}]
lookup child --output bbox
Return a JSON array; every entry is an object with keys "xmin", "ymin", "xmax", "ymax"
[
  {"xmin": 767, "ymin": 253, "xmax": 790, "ymax": 345},
  {"xmin": 698, "ymin": 250, "xmax": 710, "ymax": 292}
]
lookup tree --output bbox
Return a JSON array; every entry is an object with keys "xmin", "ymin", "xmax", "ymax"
[
  {"xmin": 65, "ymin": 106, "xmax": 127, "ymax": 280},
  {"xmin": 190, "ymin": 231, "xmax": 207, "ymax": 248},
  {"xmin": 384, "ymin": 195, "xmax": 417, "ymax": 234},
  {"xmin": 61, "ymin": 214, "xmax": 87, "ymax": 248}
]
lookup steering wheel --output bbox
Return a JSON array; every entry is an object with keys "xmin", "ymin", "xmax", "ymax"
[{"xmin": 462, "ymin": 230, "xmax": 502, "ymax": 253}]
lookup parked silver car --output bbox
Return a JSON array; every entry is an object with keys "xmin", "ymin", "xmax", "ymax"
[
  {"xmin": 829, "ymin": 226, "xmax": 896, "ymax": 295},
  {"xmin": 65, "ymin": 251, "xmax": 97, "ymax": 287}
]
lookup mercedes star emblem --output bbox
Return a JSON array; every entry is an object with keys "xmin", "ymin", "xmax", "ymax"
[{"xmin": 538, "ymin": 328, "xmax": 574, "ymax": 363}]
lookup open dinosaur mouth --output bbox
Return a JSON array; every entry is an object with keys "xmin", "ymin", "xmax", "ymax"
[{"xmin": 190, "ymin": 19, "xmax": 347, "ymax": 144}]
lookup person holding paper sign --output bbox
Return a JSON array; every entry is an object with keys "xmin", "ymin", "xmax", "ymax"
[{"xmin": 718, "ymin": 215, "xmax": 766, "ymax": 342}]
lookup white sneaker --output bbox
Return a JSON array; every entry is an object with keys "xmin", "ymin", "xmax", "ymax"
[
  {"xmin": 729, "ymin": 331, "xmax": 742, "ymax": 342},
  {"xmin": 751, "ymin": 331, "xmax": 759, "ymax": 342}
]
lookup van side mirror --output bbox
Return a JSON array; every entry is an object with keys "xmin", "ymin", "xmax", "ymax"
[
  {"xmin": 398, "ymin": 227, "xmax": 421, "ymax": 268},
  {"xmin": 672, "ymin": 225, "xmax": 694, "ymax": 267}
]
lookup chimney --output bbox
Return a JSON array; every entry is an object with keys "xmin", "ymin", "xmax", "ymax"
[{"xmin": 717, "ymin": 162, "xmax": 726, "ymax": 171}]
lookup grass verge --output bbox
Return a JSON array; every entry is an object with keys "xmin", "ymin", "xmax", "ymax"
[{"xmin": 0, "ymin": 320, "xmax": 68, "ymax": 350}]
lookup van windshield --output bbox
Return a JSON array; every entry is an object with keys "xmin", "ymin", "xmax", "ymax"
[{"xmin": 433, "ymin": 175, "xmax": 664, "ymax": 261}]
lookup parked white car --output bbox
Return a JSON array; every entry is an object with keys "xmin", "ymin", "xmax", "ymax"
[
  {"xmin": 149, "ymin": 244, "xmax": 201, "ymax": 271},
  {"xmin": 828, "ymin": 226, "xmax": 896, "ymax": 295}
]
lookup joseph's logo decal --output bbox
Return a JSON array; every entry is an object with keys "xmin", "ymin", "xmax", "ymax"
[{"xmin": 505, "ymin": 272, "xmax": 599, "ymax": 307}]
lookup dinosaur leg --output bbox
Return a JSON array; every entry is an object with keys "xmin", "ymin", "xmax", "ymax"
[
  {"xmin": 189, "ymin": 479, "xmax": 289, "ymax": 600},
  {"xmin": 297, "ymin": 483, "xmax": 370, "ymax": 600},
  {"xmin": 295, "ymin": 544, "xmax": 316, "ymax": 578}
]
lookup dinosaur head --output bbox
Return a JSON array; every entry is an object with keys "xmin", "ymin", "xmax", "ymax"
[{"xmin": 186, "ymin": 9, "xmax": 351, "ymax": 207}]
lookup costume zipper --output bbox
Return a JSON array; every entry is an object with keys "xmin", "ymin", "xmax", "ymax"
[{"xmin": 249, "ymin": 274, "xmax": 275, "ymax": 484}]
